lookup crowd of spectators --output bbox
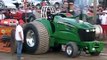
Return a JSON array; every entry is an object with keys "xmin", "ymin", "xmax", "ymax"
[
  {"xmin": 0, "ymin": 1, "xmax": 107, "ymax": 39},
  {"xmin": 0, "ymin": 1, "xmax": 107, "ymax": 47},
  {"xmin": 0, "ymin": 1, "xmax": 107, "ymax": 25},
  {"xmin": 96, "ymin": 5, "xmax": 107, "ymax": 37}
]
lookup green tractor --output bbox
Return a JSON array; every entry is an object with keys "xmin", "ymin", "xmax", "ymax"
[{"xmin": 23, "ymin": 6, "xmax": 104, "ymax": 57}]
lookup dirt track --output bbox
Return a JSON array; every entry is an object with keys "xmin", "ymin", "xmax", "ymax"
[{"xmin": 0, "ymin": 48, "xmax": 107, "ymax": 60}]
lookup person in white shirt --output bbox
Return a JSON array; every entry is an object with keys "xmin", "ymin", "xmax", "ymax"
[
  {"xmin": 100, "ymin": 11, "xmax": 107, "ymax": 25},
  {"xmin": 100, "ymin": 10, "xmax": 107, "ymax": 39},
  {"xmin": 0, "ymin": 11, "xmax": 5, "ymax": 20},
  {"xmin": 15, "ymin": 22, "xmax": 24, "ymax": 60}
]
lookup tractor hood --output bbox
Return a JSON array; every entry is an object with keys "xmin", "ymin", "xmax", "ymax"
[{"xmin": 57, "ymin": 17, "xmax": 95, "ymax": 30}]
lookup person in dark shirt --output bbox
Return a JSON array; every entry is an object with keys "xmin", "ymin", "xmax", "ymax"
[{"xmin": 4, "ymin": 9, "xmax": 13, "ymax": 19}]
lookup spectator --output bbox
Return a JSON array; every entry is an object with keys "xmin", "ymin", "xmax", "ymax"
[
  {"xmin": 15, "ymin": 22, "xmax": 24, "ymax": 60},
  {"xmin": 4, "ymin": 9, "xmax": 13, "ymax": 19},
  {"xmin": 61, "ymin": 1, "xmax": 68, "ymax": 13},
  {"xmin": 41, "ymin": 0, "xmax": 47, "ymax": 6},
  {"xmin": 33, "ymin": 6, "xmax": 41, "ymax": 19},
  {"xmin": 86, "ymin": 6, "xmax": 94, "ymax": 24},
  {"xmin": 100, "ymin": 10, "xmax": 107, "ymax": 25},
  {"xmin": 96, "ymin": 9, "xmax": 102, "ymax": 24},
  {"xmin": 19, "ymin": 19, "xmax": 25, "ymax": 25},
  {"xmin": 0, "ymin": 10, "xmax": 5, "ymax": 20},
  {"xmin": 100, "ymin": 10, "xmax": 107, "ymax": 39},
  {"xmin": 68, "ymin": 1, "xmax": 75, "ymax": 15},
  {"xmin": 54, "ymin": 3, "xmax": 61, "ymax": 13},
  {"xmin": 96, "ymin": 6, "xmax": 103, "ymax": 25}
]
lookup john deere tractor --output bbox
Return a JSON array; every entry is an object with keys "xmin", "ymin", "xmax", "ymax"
[{"xmin": 23, "ymin": 6, "xmax": 104, "ymax": 57}]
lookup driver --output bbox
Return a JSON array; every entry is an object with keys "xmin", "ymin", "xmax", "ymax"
[
  {"xmin": 47, "ymin": 8, "xmax": 53, "ymax": 21},
  {"xmin": 4, "ymin": 9, "xmax": 13, "ymax": 19}
]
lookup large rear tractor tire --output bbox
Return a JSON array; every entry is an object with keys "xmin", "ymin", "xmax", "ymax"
[
  {"xmin": 23, "ymin": 21, "xmax": 49, "ymax": 54},
  {"xmin": 65, "ymin": 42, "xmax": 79, "ymax": 58}
]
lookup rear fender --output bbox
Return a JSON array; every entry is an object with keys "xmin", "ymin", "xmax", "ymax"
[{"xmin": 37, "ymin": 18, "xmax": 52, "ymax": 36}]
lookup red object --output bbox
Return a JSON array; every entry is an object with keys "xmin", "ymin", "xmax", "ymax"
[
  {"xmin": 19, "ymin": 19, "xmax": 25, "ymax": 25},
  {"xmin": 4, "ymin": 12, "xmax": 13, "ymax": 18},
  {"xmin": 87, "ymin": 11, "xmax": 94, "ymax": 17},
  {"xmin": 41, "ymin": 1, "xmax": 47, "ymax": 6},
  {"xmin": 13, "ymin": 11, "xmax": 23, "ymax": 20},
  {"xmin": 0, "ymin": 19, "xmax": 18, "ymax": 26},
  {"xmin": 66, "ymin": 13, "xmax": 72, "ymax": 17},
  {"xmin": 101, "ymin": 25, "xmax": 107, "ymax": 34}
]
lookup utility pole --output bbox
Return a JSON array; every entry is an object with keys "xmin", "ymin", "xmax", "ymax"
[{"xmin": 93, "ymin": 0, "xmax": 97, "ymax": 24}]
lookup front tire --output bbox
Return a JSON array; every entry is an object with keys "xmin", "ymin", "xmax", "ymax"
[{"xmin": 65, "ymin": 42, "xmax": 79, "ymax": 57}]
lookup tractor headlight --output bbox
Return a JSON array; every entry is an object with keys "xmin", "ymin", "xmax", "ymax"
[
  {"xmin": 92, "ymin": 29, "xmax": 95, "ymax": 32},
  {"xmin": 86, "ymin": 30, "xmax": 89, "ymax": 32},
  {"xmin": 92, "ymin": 48, "xmax": 95, "ymax": 51}
]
